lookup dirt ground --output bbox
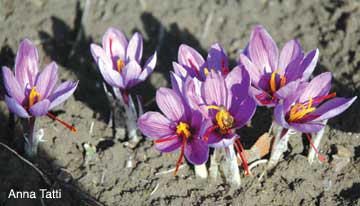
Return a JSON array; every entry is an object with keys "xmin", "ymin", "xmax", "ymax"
[{"xmin": 0, "ymin": 0, "xmax": 359, "ymax": 205}]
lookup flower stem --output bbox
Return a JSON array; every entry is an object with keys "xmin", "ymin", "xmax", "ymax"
[
  {"xmin": 194, "ymin": 164, "xmax": 208, "ymax": 179},
  {"xmin": 268, "ymin": 122, "xmax": 291, "ymax": 169},
  {"xmin": 25, "ymin": 117, "xmax": 36, "ymax": 157},
  {"xmin": 308, "ymin": 120, "xmax": 328, "ymax": 164},
  {"xmin": 223, "ymin": 145, "xmax": 241, "ymax": 187},
  {"xmin": 209, "ymin": 148, "xmax": 219, "ymax": 181}
]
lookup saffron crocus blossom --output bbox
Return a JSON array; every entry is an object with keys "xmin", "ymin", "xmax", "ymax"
[
  {"xmin": 91, "ymin": 27, "xmax": 157, "ymax": 146},
  {"xmin": 90, "ymin": 27, "xmax": 157, "ymax": 96},
  {"xmin": 187, "ymin": 67, "xmax": 256, "ymax": 148},
  {"xmin": 2, "ymin": 39, "xmax": 78, "ymax": 155},
  {"xmin": 239, "ymin": 25, "xmax": 319, "ymax": 106},
  {"xmin": 272, "ymin": 72, "xmax": 356, "ymax": 163},
  {"xmin": 173, "ymin": 43, "xmax": 230, "ymax": 81},
  {"xmin": 138, "ymin": 88, "xmax": 209, "ymax": 175}
]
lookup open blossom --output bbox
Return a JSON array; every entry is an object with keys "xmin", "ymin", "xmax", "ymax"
[
  {"xmin": 274, "ymin": 72, "xmax": 357, "ymax": 133},
  {"xmin": 186, "ymin": 67, "xmax": 256, "ymax": 148},
  {"xmin": 2, "ymin": 39, "xmax": 78, "ymax": 119},
  {"xmin": 91, "ymin": 27, "xmax": 157, "ymax": 91},
  {"xmin": 138, "ymin": 88, "xmax": 209, "ymax": 175},
  {"xmin": 173, "ymin": 43, "xmax": 229, "ymax": 81},
  {"xmin": 239, "ymin": 25, "xmax": 319, "ymax": 106}
]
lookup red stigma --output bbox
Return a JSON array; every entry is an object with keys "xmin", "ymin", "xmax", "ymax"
[
  {"xmin": 47, "ymin": 112, "xmax": 77, "ymax": 132},
  {"xmin": 306, "ymin": 133, "xmax": 326, "ymax": 162},
  {"xmin": 173, "ymin": 135, "xmax": 186, "ymax": 176},
  {"xmin": 203, "ymin": 125, "xmax": 220, "ymax": 142},
  {"xmin": 221, "ymin": 59, "xmax": 229, "ymax": 74},
  {"xmin": 234, "ymin": 138, "xmax": 251, "ymax": 176},
  {"xmin": 153, "ymin": 135, "xmax": 178, "ymax": 143},
  {"xmin": 187, "ymin": 59, "xmax": 201, "ymax": 77}
]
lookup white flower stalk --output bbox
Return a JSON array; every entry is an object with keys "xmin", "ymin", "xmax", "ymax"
[
  {"xmin": 308, "ymin": 120, "xmax": 328, "ymax": 164},
  {"xmin": 223, "ymin": 146, "xmax": 241, "ymax": 187},
  {"xmin": 268, "ymin": 122, "xmax": 293, "ymax": 169},
  {"xmin": 24, "ymin": 117, "xmax": 45, "ymax": 157},
  {"xmin": 209, "ymin": 149, "xmax": 219, "ymax": 181},
  {"xmin": 195, "ymin": 164, "xmax": 208, "ymax": 179}
]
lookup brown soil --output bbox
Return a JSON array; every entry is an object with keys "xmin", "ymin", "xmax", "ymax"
[{"xmin": 0, "ymin": 0, "xmax": 359, "ymax": 205}]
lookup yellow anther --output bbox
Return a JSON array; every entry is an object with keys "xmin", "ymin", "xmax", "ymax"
[
  {"xmin": 270, "ymin": 69, "xmax": 287, "ymax": 94},
  {"xmin": 176, "ymin": 122, "xmax": 191, "ymax": 139},
  {"xmin": 29, "ymin": 87, "xmax": 41, "ymax": 107},
  {"xmin": 270, "ymin": 70, "xmax": 279, "ymax": 93},
  {"xmin": 207, "ymin": 105, "xmax": 234, "ymax": 132},
  {"xmin": 289, "ymin": 98, "xmax": 316, "ymax": 122},
  {"xmin": 116, "ymin": 59, "xmax": 125, "ymax": 73},
  {"xmin": 207, "ymin": 105, "xmax": 220, "ymax": 110},
  {"xmin": 204, "ymin": 68, "xmax": 209, "ymax": 76}
]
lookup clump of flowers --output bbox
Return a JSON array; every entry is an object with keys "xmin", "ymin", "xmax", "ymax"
[
  {"xmin": 137, "ymin": 24, "xmax": 357, "ymax": 187},
  {"xmin": 91, "ymin": 27, "xmax": 157, "ymax": 146},
  {"xmin": 2, "ymin": 39, "xmax": 78, "ymax": 156}
]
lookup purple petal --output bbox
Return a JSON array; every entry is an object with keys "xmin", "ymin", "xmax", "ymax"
[
  {"xmin": 299, "ymin": 72, "xmax": 331, "ymax": 103},
  {"xmin": 311, "ymin": 97, "xmax": 357, "ymax": 122},
  {"xmin": 102, "ymin": 27, "xmax": 128, "ymax": 61},
  {"xmin": 173, "ymin": 62, "xmax": 188, "ymax": 78},
  {"xmin": 239, "ymin": 53, "xmax": 261, "ymax": 86},
  {"xmin": 278, "ymin": 39, "xmax": 303, "ymax": 73},
  {"xmin": 190, "ymin": 111, "xmax": 203, "ymax": 132},
  {"xmin": 170, "ymin": 72, "xmax": 184, "ymax": 95},
  {"xmin": 35, "ymin": 62, "xmax": 58, "ymax": 99},
  {"xmin": 300, "ymin": 49, "xmax": 319, "ymax": 81},
  {"xmin": 137, "ymin": 111, "xmax": 174, "ymax": 139},
  {"xmin": 156, "ymin": 88, "xmax": 185, "ymax": 121},
  {"xmin": 185, "ymin": 138, "xmax": 209, "ymax": 165},
  {"xmin": 206, "ymin": 43, "xmax": 228, "ymax": 71},
  {"xmin": 29, "ymin": 99, "xmax": 50, "ymax": 116},
  {"xmin": 290, "ymin": 122, "xmax": 325, "ymax": 133},
  {"xmin": 209, "ymin": 134, "xmax": 236, "ymax": 148},
  {"xmin": 4, "ymin": 95, "xmax": 29, "ymax": 118},
  {"xmin": 155, "ymin": 137, "xmax": 182, "ymax": 153},
  {"xmin": 248, "ymin": 25, "xmax": 279, "ymax": 72},
  {"xmin": 178, "ymin": 44, "xmax": 205, "ymax": 72},
  {"xmin": 232, "ymin": 96, "xmax": 257, "ymax": 129},
  {"xmin": 184, "ymin": 78, "xmax": 208, "ymax": 117},
  {"xmin": 274, "ymin": 79, "xmax": 300, "ymax": 100},
  {"xmin": 48, "ymin": 80, "xmax": 78, "ymax": 110},
  {"xmin": 226, "ymin": 66, "xmax": 250, "ymax": 108},
  {"xmin": 126, "ymin": 32, "xmax": 143, "ymax": 62},
  {"xmin": 2, "ymin": 66, "xmax": 25, "ymax": 103},
  {"xmin": 90, "ymin": 44, "xmax": 113, "ymax": 67},
  {"xmin": 138, "ymin": 52, "xmax": 157, "ymax": 81},
  {"xmin": 15, "ymin": 39, "xmax": 39, "ymax": 89},
  {"xmin": 122, "ymin": 61, "xmax": 142, "ymax": 88},
  {"xmin": 274, "ymin": 104, "xmax": 290, "ymax": 128},
  {"xmin": 201, "ymin": 72, "xmax": 227, "ymax": 107},
  {"xmin": 97, "ymin": 58, "xmax": 124, "ymax": 88}
]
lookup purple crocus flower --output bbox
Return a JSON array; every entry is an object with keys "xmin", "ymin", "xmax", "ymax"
[
  {"xmin": 90, "ymin": 27, "xmax": 157, "ymax": 93},
  {"xmin": 274, "ymin": 72, "xmax": 357, "ymax": 134},
  {"xmin": 138, "ymin": 88, "xmax": 209, "ymax": 175},
  {"xmin": 2, "ymin": 39, "xmax": 78, "ymax": 122},
  {"xmin": 186, "ymin": 67, "xmax": 257, "ymax": 148},
  {"xmin": 173, "ymin": 43, "xmax": 230, "ymax": 81},
  {"xmin": 239, "ymin": 25, "xmax": 319, "ymax": 106}
]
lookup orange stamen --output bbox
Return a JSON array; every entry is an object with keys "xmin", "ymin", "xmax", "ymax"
[
  {"xmin": 270, "ymin": 70, "xmax": 286, "ymax": 94},
  {"xmin": 116, "ymin": 59, "xmax": 125, "ymax": 73},
  {"xmin": 29, "ymin": 87, "xmax": 41, "ymax": 107},
  {"xmin": 270, "ymin": 70, "xmax": 278, "ymax": 93},
  {"xmin": 47, "ymin": 112, "xmax": 77, "ymax": 132},
  {"xmin": 306, "ymin": 133, "xmax": 326, "ymax": 162},
  {"xmin": 234, "ymin": 139, "xmax": 251, "ymax": 176}
]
